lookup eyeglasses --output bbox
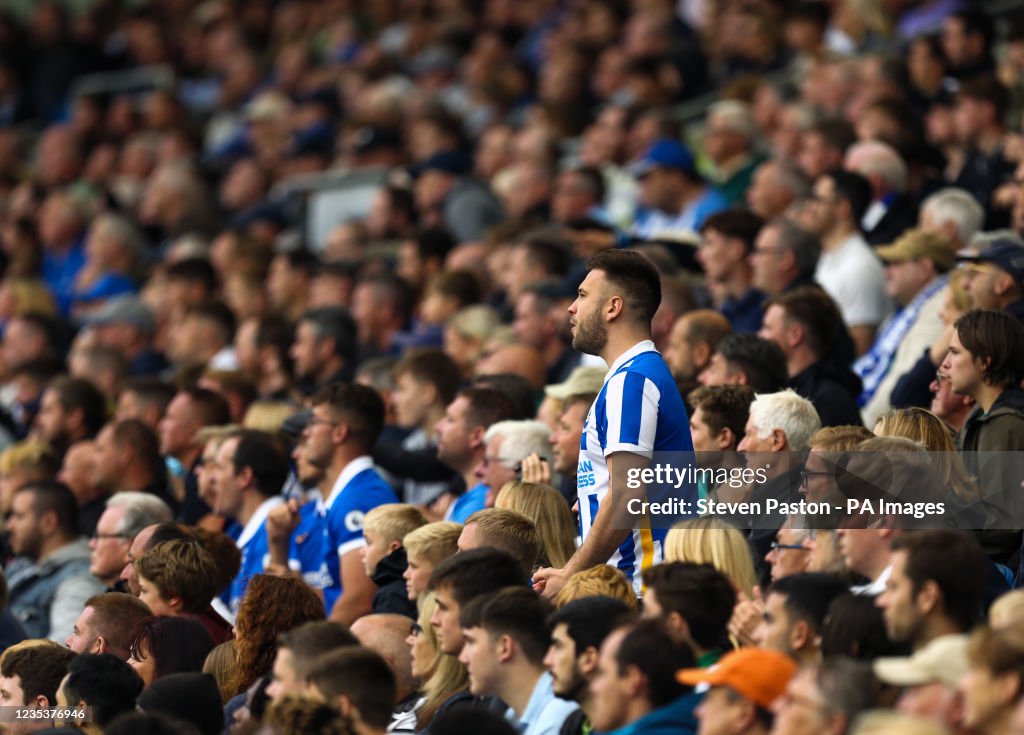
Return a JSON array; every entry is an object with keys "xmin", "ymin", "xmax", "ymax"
[
  {"xmin": 410, "ymin": 622, "xmax": 422, "ymax": 637},
  {"xmin": 91, "ymin": 532, "xmax": 129, "ymax": 541},
  {"xmin": 306, "ymin": 415, "xmax": 338, "ymax": 429},
  {"xmin": 769, "ymin": 541, "xmax": 810, "ymax": 553},
  {"xmin": 799, "ymin": 470, "xmax": 832, "ymax": 488}
]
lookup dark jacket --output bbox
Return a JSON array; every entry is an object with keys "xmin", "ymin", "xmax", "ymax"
[
  {"xmin": 864, "ymin": 194, "xmax": 918, "ymax": 247},
  {"xmin": 789, "ymin": 360, "xmax": 864, "ymax": 428},
  {"xmin": 372, "ymin": 547, "xmax": 417, "ymax": 619},
  {"xmin": 958, "ymin": 388, "xmax": 1024, "ymax": 528}
]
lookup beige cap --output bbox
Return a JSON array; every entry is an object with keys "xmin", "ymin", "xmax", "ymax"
[
  {"xmin": 876, "ymin": 229, "xmax": 957, "ymax": 272},
  {"xmin": 545, "ymin": 366, "xmax": 607, "ymax": 400},
  {"xmin": 873, "ymin": 634, "xmax": 968, "ymax": 687}
]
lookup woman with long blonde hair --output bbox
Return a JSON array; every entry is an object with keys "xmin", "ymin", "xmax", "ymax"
[
  {"xmin": 408, "ymin": 592, "xmax": 471, "ymax": 731},
  {"xmin": 494, "ymin": 481, "xmax": 577, "ymax": 568},
  {"xmin": 664, "ymin": 516, "xmax": 758, "ymax": 597}
]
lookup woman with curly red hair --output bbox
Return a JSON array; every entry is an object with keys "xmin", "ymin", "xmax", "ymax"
[{"xmin": 225, "ymin": 574, "xmax": 325, "ymax": 699}]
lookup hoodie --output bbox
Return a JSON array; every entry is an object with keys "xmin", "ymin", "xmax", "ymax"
[
  {"xmin": 372, "ymin": 546, "xmax": 417, "ymax": 619},
  {"xmin": 597, "ymin": 692, "xmax": 699, "ymax": 735},
  {"xmin": 789, "ymin": 359, "xmax": 864, "ymax": 428}
]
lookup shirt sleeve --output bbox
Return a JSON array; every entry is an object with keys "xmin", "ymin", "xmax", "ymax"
[
  {"xmin": 328, "ymin": 497, "xmax": 368, "ymax": 558},
  {"xmin": 602, "ymin": 370, "xmax": 661, "ymax": 458}
]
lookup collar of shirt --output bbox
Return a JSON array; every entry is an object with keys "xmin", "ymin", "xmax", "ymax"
[
  {"xmin": 320, "ymin": 455, "xmax": 375, "ymax": 514},
  {"xmin": 236, "ymin": 495, "xmax": 285, "ymax": 549},
  {"xmin": 604, "ymin": 340, "xmax": 658, "ymax": 382}
]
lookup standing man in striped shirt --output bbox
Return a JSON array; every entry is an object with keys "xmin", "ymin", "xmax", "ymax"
[{"xmin": 534, "ymin": 250, "xmax": 694, "ymax": 598}]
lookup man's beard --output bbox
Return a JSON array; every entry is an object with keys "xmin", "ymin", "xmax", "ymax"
[{"xmin": 572, "ymin": 309, "xmax": 607, "ymax": 356}]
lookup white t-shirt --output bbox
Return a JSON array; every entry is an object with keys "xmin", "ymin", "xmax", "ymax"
[{"xmin": 816, "ymin": 233, "xmax": 891, "ymax": 328}]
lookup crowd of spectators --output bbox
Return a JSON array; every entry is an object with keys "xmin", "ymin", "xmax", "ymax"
[{"xmin": 2, "ymin": 0, "xmax": 1024, "ymax": 734}]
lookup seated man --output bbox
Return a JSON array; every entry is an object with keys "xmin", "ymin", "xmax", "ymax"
[
  {"xmin": 57, "ymin": 653, "xmax": 143, "ymax": 729},
  {"xmin": 0, "ymin": 642, "xmax": 75, "ymax": 732}
]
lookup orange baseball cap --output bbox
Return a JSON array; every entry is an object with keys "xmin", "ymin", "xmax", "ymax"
[{"xmin": 676, "ymin": 648, "xmax": 798, "ymax": 709}]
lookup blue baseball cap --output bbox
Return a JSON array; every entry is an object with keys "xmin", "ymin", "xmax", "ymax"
[
  {"xmin": 629, "ymin": 139, "xmax": 698, "ymax": 179},
  {"xmin": 958, "ymin": 237, "xmax": 1024, "ymax": 284}
]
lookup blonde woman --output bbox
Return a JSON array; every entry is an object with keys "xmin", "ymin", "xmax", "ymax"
[
  {"xmin": 553, "ymin": 564, "xmax": 638, "ymax": 610},
  {"xmin": 443, "ymin": 305, "xmax": 500, "ymax": 378},
  {"xmin": 406, "ymin": 592, "xmax": 471, "ymax": 731},
  {"xmin": 494, "ymin": 481, "xmax": 576, "ymax": 568},
  {"xmin": 664, "ymin": 516, "xmax": 758, "ymax": 598},
  {"xmin": 873, "ymin": 406, "xmax": 978, "ymax": 501}
]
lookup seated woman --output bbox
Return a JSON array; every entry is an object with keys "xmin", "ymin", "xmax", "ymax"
[
  {"xmin": 494, "ymin": 481, "xmax": 576, "ymax": 568},
  {"xmin": 127, "ymin": 615, "xmax": 215, "ymax": 688},
  {"xmin": 408, "ymin": 592, "xmax": 470, "ymax": 732}
]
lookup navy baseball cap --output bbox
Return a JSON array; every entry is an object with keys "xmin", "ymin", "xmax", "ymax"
[
  {"xmin": 629, "ymin": 139, "xmax": 698, "ymax": 179},
  {"xmin": 409, "ymin": 150, "xmax": 472, "ymax": 178},
  {"xmin": 958, "ymin": 237, "xmax": 1024, "ymax": 284}
]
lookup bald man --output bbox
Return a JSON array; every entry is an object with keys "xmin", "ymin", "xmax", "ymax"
[{"xmin": 663, "ymin": 310, "xmax": 732, "ymax": 400}]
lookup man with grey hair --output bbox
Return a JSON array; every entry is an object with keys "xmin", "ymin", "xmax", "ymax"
[
  {"xmin": 476, "ymin": 420, "xmax": 553, "ymax": 506},
  {"xmin": 919, "ymin": 187, "xmax": 985, "ymax": 247},
  {"xmin": 844, "ymin": 140, "xmax": 917, "ymax": 245},
  {"xmin": 703, "ymin": 100, "xmax": 763, "ymax": 205},
  {"xmin": 750, "ymin": 218, "xmax": 822, "ymax": 297},
  {"xmin": 737, "ymin": 389, "xmax": 821, "ymax": 558},
  {"xmin": 746, "ymin": 160, "xmax": 810, "ymax": 221},
  {"xmin": 89, "ymin": 491, "xmax": 172, "ymax": 590}
]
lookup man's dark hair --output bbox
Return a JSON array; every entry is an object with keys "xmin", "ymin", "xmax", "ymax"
[
  {"xmin": 184, "ymin": 302, "xmax": 236, "ymax": 346},
  {"xmin": 428, "ymin": 547, "xmax": 526, "ymax": 606},
  {"xmin": 457, "ymin": 386, "xmax": 519, "ymax": 428},
  {"xmin": 429, "ymin": 270, "xmax": 482, "ymax": 308},
  {"xmin": 278, "ymin": 621, "xmax": 359, "ymax": 681},
  {"xmin": 180, "ymin": 387, "xmax": 231, "ymax": 428},
  {"xmin": 467, "ymin": 377, "xmax": 533, "ymax": 420},
  {"xmin": 305, "ymin": 647, "xmax": 396, "ymax": 730},
  {"xmin": 891, "ymin": 530, "xmax": 987, "ymax": 632},
  {"xmin": 63, "ymin": 653, "xmax": 143, "ymax": 726},
  {"xmin": 278, "ymin": 249, "xmax": 320, "ymax": 275},
  {"xmin": 518, "ymin": 233, "xmax": 572, "ymax": 280},
  {"xmin": 144, "ymin": 522, "xmax": 198, "ymax": 551},
  {"xmin": 700, "ymin": 209, "xmax": 764, "ymax": 254},
  {"xmin": 587, "ymin": 249, "xmax": 662, "ymax": 324},
  {"xmin": 0, "ymin": 644, "xmax": 74, "ymax": 706},
  {"xmin": 18, "ymin": 480, "xmax": 78, "ymax": 537},
  {"xmin": 807, "ymin": 118, "xmax": 856, "ymax": 155},
  {"xmin": 394, "ymin": 350, "xmax": 462, "ymax": 407},
  {"xmin": 310, "ymin": 382, "xmax": 385, "ymax": 450},
  {"xmin": 49, "ymin": 376, "xmax": 108, "ymax": 438},
  {"xmin": 958, "ymin": 75, "xmax": 1010, "ymax": 124},
  {"xmin": 414, "ymin": 227, "xmax": 456, "ymax": 264},
  {"xmin": 641, "ymin": 562, "xmax": 736, "ymax": 649},
  {"xmin": 614, "ymin": 621, "xmax": 694, "ymax": 708},
  {"xmin": 84, "ymin": 593, "xmax": 154, "ymax": 659},
  {"xmin": 460, "ymin": 587, "xmax": 553, "ymax": 665},
  {"xmin": 358, "ymin": 274, "xmax": 415, "ymax": 326},
  {"xmin": 112, "ymin": 419, "xmax": 165, "ymax": 484},
  {"xmin": 121, "ymin": 378, "xmax": 175, "ymax": 418},
  {"xmin": 687, "ymin": 385, "xmax": 756, "ymax": 446},
  {"xmin": 770, "ymin": 287, "xmax": 846, "ymax": 358},
  {"xmin": 954, "ymin": 309, "xmax": 1024, "ymax": 389},
  {"xmin": 165, "ymin": 258, "xmax": 218, "ymax": 294},
  {"xmin": 9, "ymin": 312, "xmax": 61, "ymax": 362},
  {"xmin": 547, "ymin": 596, "xmax": 636, "ymax": 653},
  {"xmin": 230, "ymin": 430, "xmax": 289, "ymax": 497},
  {"xmin": 768, "ymin": 573, "xmax": 849, "ymax": 635},
  {"xmin": 104, "ymin": 711, "xmax": 204, "ymax": 735},
  {"xmin": 299, "ymin": 307, "xmax": 358, "ymax": 363},
  {"xmin": 715, "ymin": 333, "xmax": 787, "ymax": 394},
  {"xmin": 951, "ymin": 8, "xmax": 995, "ymax": 51},
  {"xmin": 823, "ymin": 169, "xmax": 872, "ymax": 225}
]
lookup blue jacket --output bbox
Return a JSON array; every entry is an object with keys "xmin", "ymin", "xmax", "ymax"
[{"xmin": 597, "ymin": 692, "xmax": 699, "ymax": 735}]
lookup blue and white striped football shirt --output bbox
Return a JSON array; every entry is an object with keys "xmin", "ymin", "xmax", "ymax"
[{"xmin": 577, "ymin": 340, "xmax": 694, "ymax": 594}]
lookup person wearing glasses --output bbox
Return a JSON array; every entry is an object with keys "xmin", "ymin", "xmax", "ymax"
[
  {"xmin": 88, "ymin": 491, "xmax": 172, "ymax": 591},
  {"xmin": 766, "ymin": 519, "xmax": 812, "ymax": 582}
]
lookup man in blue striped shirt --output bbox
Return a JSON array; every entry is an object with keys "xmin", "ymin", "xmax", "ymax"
[{"xmin": 534, "ymin": 249, "xmax": 695, "ymax": 598}]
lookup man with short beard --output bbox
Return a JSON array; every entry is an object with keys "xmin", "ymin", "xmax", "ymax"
[
  {"xmin": 543, "ymin": 596, "xmax": 636, "ymax": 735},
  {"xmin": 534, "ymin": 250, "xmax": 694, "ymax": 599}
]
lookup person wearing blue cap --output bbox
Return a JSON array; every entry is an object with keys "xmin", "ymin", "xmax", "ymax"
[
  {"xmin": 959, "ymin": 237, "xmax": 1024, "ymax": 322},
  {"xmin": 630, "ymin": 139, "xmax": 729, "ymax": 241}
]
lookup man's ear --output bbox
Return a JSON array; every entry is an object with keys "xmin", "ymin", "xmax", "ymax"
[
  {"xmin": 387, "ymin": 540, "xmax": 402, "ymax": 555},
  {"xmin": 692, "ymin": 341, "xmax": 711, "ymax": 369},
  {"xmin": 91, "ymin": 635, "xmax": 106, "ymax": 654},
  {"xmin": 717, "ymin": 427, "xmax": 736, "ymax": 451},
  {"xmin": 578, "ymin": 646, "xmax": 600, "ymax": 677},
  {"xmin": 790, "ymin": 619, "xmax": 812, "ymax": 652},
  {"xmin": 606, "ymin": 295, "xmax": 624, "ymax": 321},
  {"xmin": 467, "ymin": 424, "xmax": 486, "ymax": 452},
  {"xmin": 916, "ymin": 579, "xmax": 941, "ymax": 616}
]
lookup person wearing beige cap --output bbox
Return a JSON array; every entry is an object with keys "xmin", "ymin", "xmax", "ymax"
[
  {"xmin": 873, "ymin": 634, "xmax": 969, "ymax": 734},
  {"xmin": 855, "ymin": 228, "xmax": 956, "ymax": 427},
  {"xmin": 679, "ymin": 648, "xmax": 798, "ymax": 735}
]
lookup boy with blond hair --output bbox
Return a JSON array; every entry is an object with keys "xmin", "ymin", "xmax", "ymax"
[
  {"xmin": 402, "ymin": 521, "xmax": 462, "ymax": 601},
  {"xmin": 361, "ymin": 503, "xmax": 428, "ymax": 618}
]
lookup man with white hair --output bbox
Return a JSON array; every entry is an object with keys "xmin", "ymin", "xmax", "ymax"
[
  {"xmin": 475, "ymin": 420, "xmax": 553, "ymax": 506},
  {"xmin": 90, "ymin": 491, "xmax": 173, "ymax": 590},
  {"xmin": 844, "ymin": 140, "xmax": 918, "ymax": 246},
  {"xmin": 919, "ymin": 188, "xmax": 985, "ymax": 248},
  {"xmin": 736, "ymin": 389, "xmax": 821, "ymax": 558},
  {"xmin": 703, "ymin": 100, "xmax": 764, "ymax": 205}
]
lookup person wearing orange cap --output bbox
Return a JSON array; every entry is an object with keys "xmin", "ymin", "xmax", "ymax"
[{"xmin": 678, "ymin": 648, "xmax": 798, "ymax": 735}]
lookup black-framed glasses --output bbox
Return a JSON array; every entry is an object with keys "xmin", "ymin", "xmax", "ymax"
[
  {"xmin": 410, "ymin": 622, "xmax": 422, "ymax": 637},
  {"xmin": 799, "ymin": 470, "xmax": 832, "ymax": 488},
  {"xmin": 769, "ymin": 542, "xmax": 810, "ymax": 553},
  {"xmin": 91, "ymin": 532, "xmax": 129, "ymax": 541}
]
